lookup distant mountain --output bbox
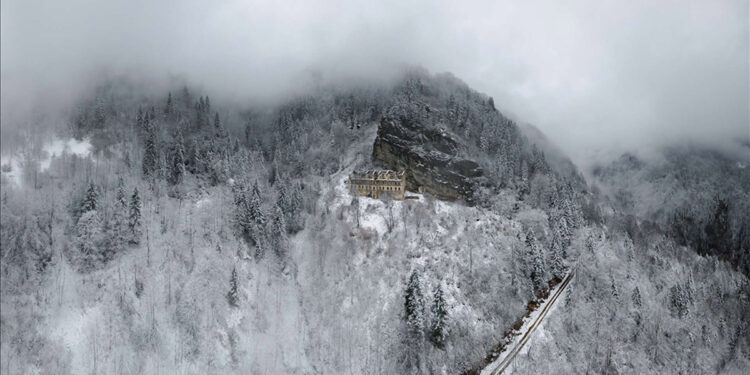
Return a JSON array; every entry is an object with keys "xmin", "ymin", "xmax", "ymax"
[{"xmin": 593, "ymin": 143, "xmax": 750, "ymax": 275}]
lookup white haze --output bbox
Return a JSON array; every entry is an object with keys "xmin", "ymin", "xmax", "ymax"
[{"xmin": 2, "ymin": 0, "xmax": 748, "ymax": 165}]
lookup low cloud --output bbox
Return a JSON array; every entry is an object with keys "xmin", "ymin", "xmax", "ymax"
[{"xmin": 2, "ymin": 0, "xmax": 747, "ymax": 164}]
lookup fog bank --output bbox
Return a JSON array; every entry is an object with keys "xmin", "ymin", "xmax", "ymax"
[{"xmin": 2, "ymin": 0, "xmax": 748, "ymax": 165}]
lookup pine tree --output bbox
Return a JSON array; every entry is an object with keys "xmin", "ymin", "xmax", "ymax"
[
  {"xmin": 270, "ymin": 204, "xmax": 287, "ymax": 259},
  {"xmin": 446, "ymin": 94, "xmax": 458, "ymax": 123},
  {"xmin": 128, "ymin": 188, "xmax": 142, "ymax": 244},
  {"xmin": 136, "ymin": 107, "xmax": 144, "ymax": 130},
  {"xmin": 214, "ymin": 112, "xmax": 222, "ymax": 133},
  {"xmin": 76, "ymin": 210, "xmax": 102, "ymax": 270},
  {"xmin": 165, "ymin": 92, "xmax": 173, "ymax": 114},
  {"xmin": 404, "ymin": 269, "xmax": 425, "ymax": 336},
  {"xmin": 404, "ymin": 269, "xmax": 425, "ymax": 372},
  {"xmin": 610, "ymin": 275, "xmax": 619, "ymax": 299},
  {"xmin": 276, "ymin": 180, "xmax": 303, "ymax": 233},
  {"xmin": 142, "ymin": 124, "xmax": 157, "ymax": 177},
  {"xmin": 549, "ymin": 235, "xmax": 565, "ymax": 279},
  {"xmin": 196, "ymin": 97, "xmax": 206, "ymax": 129},
  {"xmin": 526, "ymin": 229, "xmax": 547, "ymax": 294},
  {"xmin": 250, "ymin": 181, "xmax": 266, "ymax": 227},
  {"xmin": 233, "ymin": 181, "xmax": 266, "ymax": 246},
  {"xmin": 669, "ymin": 283, "xmax": 689, "ymax": 318},
  {"xmin": 227, "ymin": 266, "xmax": 239, "ymax": 307},
  {"xmin": 116, "ymin": 177, "xmax": 127, "ymax": 207},
  {"xmin": 9, "ymin": 215, "xmax": 53, "ymax": 276},
  {"xmin": 107, "ymin": 178, "xmax": 129, "ymax": 254},
  {"xmin": 169, "ymin": 131, "xmax": 186, "ymax": 185},
  {"xmin": 705, "ymin": 197, "xmax": 729, "ymax": 253},
  {"xmin": 187, "ymin": 139, "xmax": 200, "ymax": 174},
  {"xmin": 109, "ymin": 202, "xmax": 128, "ymax": 252},
  {"xmin": 81, "ymin": 182, "xmax": 98, "ymax": 214},
  {"xmin": 430, "ymin": 284, "xmax": 448, "ymax": 349},
  {"xmin": 254, "ymin": 234, "xmax": 267, "ymax": 260},
  {"xmin": 234, "ymin": 186, "xmax": 251, "ymax": 241},
  {"xmin": 519, "ymin": 160, "xmax": 530, "ymax": 198},
  {"xmin": 631, "ymin": 287, "xmax": 642, "ymax": 308}
]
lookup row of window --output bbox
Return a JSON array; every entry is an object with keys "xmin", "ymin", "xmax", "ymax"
[
  {"xmin": 352, "ymin": 185, "xmax": 403, "ymax": 191},
  {"xmin": 350, "ymin": 180, "xmax": 402, "ymax": 186}
]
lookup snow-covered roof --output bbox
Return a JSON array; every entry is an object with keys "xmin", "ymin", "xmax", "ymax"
[{"xmin": 349, "ymin": 169, "xmax": 406, "ymax": 182}]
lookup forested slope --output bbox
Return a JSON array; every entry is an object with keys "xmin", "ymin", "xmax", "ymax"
[{"xmin": 1, "ymin": 69, "xmax": 747, "ymax": 374}]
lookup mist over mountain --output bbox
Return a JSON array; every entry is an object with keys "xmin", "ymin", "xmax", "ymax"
[
  {"xmin": 3, "ymin": 0, "xmax": 748, "ymax": 163},
  {"xmin": 1, "ymin": 1, "xmax": 749, "ymax": 374}
]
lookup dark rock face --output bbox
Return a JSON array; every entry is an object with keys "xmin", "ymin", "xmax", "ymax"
[{"xmin": 373, "ymin": 104, "xmax": 483, "ymax": 204}]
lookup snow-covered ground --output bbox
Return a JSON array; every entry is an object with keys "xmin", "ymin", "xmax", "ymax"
[{"xmin": 481, "ymin": 271, "xmax": 575, "ymax": 375}]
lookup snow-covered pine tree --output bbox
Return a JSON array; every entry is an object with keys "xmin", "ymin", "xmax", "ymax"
[
  {"xmin": 106, "ymin": 179, "xmax": 129, "ymax": 255},
  {"xmin": 519, "ymin": 160, "xmax": 530, "ymax": 198},
  {"xmin": 233, "ymin": 183, "xmax": 250, "ymax": 237},
  {"xmin": 6, "ymin": 215, "xmax": 52, "ymax": 279},
  {"xmin": 76, "ymin": 210, "xmax": 102, "ymax": 270},
  {"xmin": 429, "ymin": 284, "xmax": 448, "ymax": 349},
  {"xmin": 404, "ymin": 270, "xmax": 425, "ymax": 335},
  {"xmin": 631, "ymin": 286, "xmax": 642, "ymax": 308},
  {"xmin": 549, "ymin": 235, "xmax": 565, "ymax": 280},
  {"xmin": 187, "ymin": 139, "xmax": 200, "ymax": 174},
  {"xmin": 669, "ymin": 283, "xmax": 689, "ymax": 318},
  {"xmin": 276, "ymin": 180, "xmax": 304, "ymax": 233},
  {"xmin": 81, "ymin": 182, "xmax": 98, "ymax": 214},
  {"xmin": 136, "ymin": 107, "xmax": 144, "ymax": 132},
  {"xmin": 116, "ymin": 177, "xmax": 127, "ymax": 207},
  {"xmin": 561, "ymin": 184, "xmax": 583, "ymax": 229},
  {"xmin": 610, "ymin": 275, "xmax": 619, "ymax": 299},
  {"xmin": 446, "ymin": 94, "xmax": 458, "ymax": 123},
  {"xmin": 270, "ymin": 204, "xmax": 288, "ymax": 260},
  {"xmin": 479, "ymin": 124, "xmax": 491, "ymax": 153},
  {"xmin": 165, "ymin": 92, "xmax": 173, "ymax": 114},
  {"xmin": 526, "ymin": 229, "xmax": 547, "ymax": 295},
  {"xmin": 227, "ymin": 266, "xmax": 239, "ymax": 307},
  {"xmin": 705, "ymin": 197, "xmax": 729, "ymax": 254},
  {"xmin": 403, "ymin": 269, "xmax": 425, "ymax": 372},
  {"xmin": 232, "ymin": 181, "xmax": 266, "ymax": 247},
  {"xmin": 169, "ymin": 131, "xmax": 186, "ymax": 185},
  {"xmin": 214, "ymin": 112, "xmax": 226, "ymax": 138},
  {"xmin": 128, "ymin": 188, "xmax": 142, "ymax": 244},
  {"xmin": 195, "ymin": 97, "xmax": 205, "ymax": 129},
  {"xmin": 276, "ymin": 183, "xmax": 289, "ymax": 227},
  {"xmin": 142, "ymin": 123, "xmax": 158, "ymax": 177},
  {"xmin": 250, "ymin": 181, "xmax": 266, "ymax": 227},
  {"xmin": 254, "ymin": 234, "xmax": 267, "ymax": 260}
]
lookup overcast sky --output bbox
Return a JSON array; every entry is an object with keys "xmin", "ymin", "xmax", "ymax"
[{"xmin": 2, "ymin": 0, "xmax": 748, "ymax": 164}]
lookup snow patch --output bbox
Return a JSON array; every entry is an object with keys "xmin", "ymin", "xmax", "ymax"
[{"xmin": 1, "ymin": 137, "xmax": 92, "ymax": 187}]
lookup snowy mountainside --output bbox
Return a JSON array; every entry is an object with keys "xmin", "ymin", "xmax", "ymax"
[
  {"xmin": 1, "ymin": 69, "xmax": 748, "ymax": 375},
  {"xmin": 593, "ymin": 144, "xmax": 750, "ymax": 276}
]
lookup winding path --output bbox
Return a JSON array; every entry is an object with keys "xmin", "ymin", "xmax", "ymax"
[{"xmin": 482, "ymin": 270, "xmax": 576, "ymax": 375}]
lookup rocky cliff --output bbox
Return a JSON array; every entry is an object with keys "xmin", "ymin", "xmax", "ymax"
[{"xmin": 373, "ymin": 102, "xmax": 483, "ymax": 204}]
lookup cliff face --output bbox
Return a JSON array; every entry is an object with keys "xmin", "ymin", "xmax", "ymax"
[{"xmin": 372, "ymin": 103, "xmax": 483, "ymax": 204}]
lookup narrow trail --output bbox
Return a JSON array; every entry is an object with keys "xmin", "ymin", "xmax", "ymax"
[{"xmin": 482, "ymin": 270, "xmax": 576, "ymax": 375}]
